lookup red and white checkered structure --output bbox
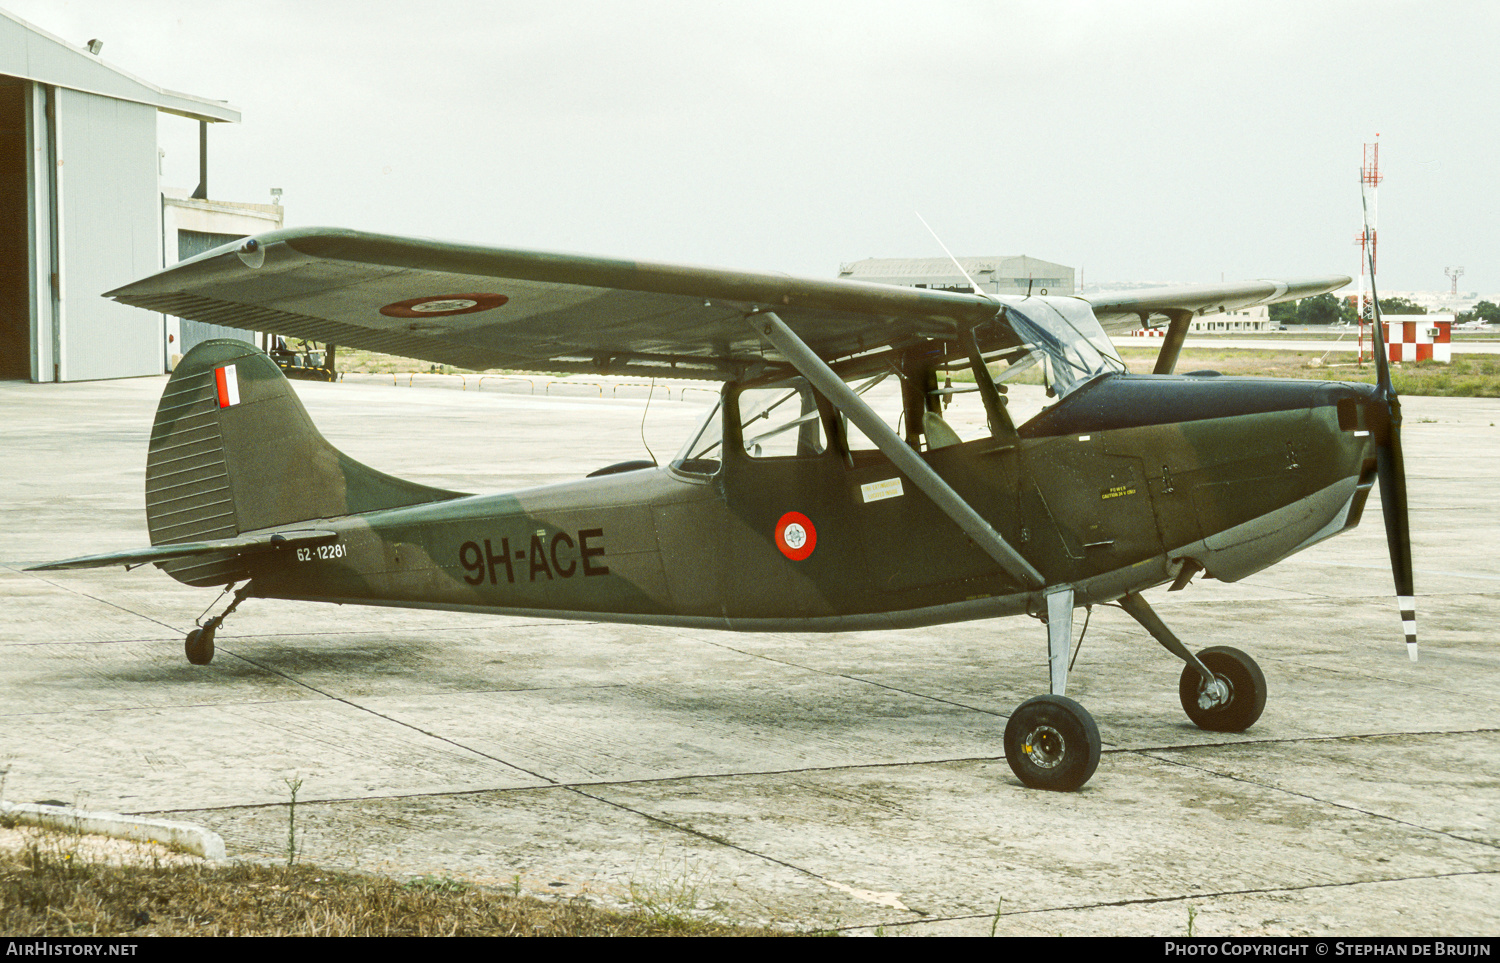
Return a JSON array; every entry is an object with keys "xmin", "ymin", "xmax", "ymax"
[{"xmin": 1384, "ymin": 315, "xmax": 1451, "ymax": 363}]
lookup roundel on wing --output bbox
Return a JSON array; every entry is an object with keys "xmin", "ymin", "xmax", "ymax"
[
  {"xmin": 380, "ymin": 293, "xmax": 509, "ymax": 318},
  {"xmin": 775, "ymin": 511, "xmax": 817, "ymax": 561}
]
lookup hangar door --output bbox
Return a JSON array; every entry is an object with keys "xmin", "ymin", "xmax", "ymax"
[
  {"xmin": 0, "ymin": 81, "xmax": 163, "ymax": 382},
  {"xmin": 54, "ymin": 87, "xmax": 162, "ymax": 381},
  {"xmin": 0, "ymin": 79, "xmax": 27, "ymax": 379},
  {"xmin": 176, "ymin": 229, "xmax": 254, "ymax": 355}
]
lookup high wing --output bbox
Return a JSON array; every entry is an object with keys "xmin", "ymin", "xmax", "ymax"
[
  {"xmin": 109, "ymin": 227, "xmax": 998, "ymax": 381},
  {"xmin": 107, "ymin": 227, "xmax": 1349, "ymax": 378},
  {"xmin": 1087, "ymin": 278, "xmax": 1349, "ymax": 336}
]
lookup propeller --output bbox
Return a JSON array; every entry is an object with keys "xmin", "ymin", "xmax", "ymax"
[{"xmin": 1361, "ymin": 190, "xmax": 1418, "ymax": 662}]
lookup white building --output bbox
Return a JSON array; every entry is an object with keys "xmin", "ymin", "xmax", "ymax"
[{"xmin": 1188, "ymin": 304, "xmax": 1273, "ymax": 333}]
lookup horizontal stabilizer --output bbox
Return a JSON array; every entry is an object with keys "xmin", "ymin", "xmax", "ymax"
[{"xmin": 28, "ymin": 529, "xmax": 337, "ymax": 572}]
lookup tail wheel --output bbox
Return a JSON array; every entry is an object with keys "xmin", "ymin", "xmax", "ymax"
[
  {"xmin": 1179, "ymin": 645, "xmax": 1265, "ymax": 732},
  {"xmin": 1003, "ymin": 695, "xmax": 1101, "ymax": 791},
  {"xmin": 185, "ymin": 626, "xmax": 215, "ymax": 665}
]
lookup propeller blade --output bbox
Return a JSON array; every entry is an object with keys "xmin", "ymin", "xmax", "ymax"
[
  {"xmin": 1361, "ymin": 186, "xmax": 1418, "ymax": 661},
  {"xmin": 1374, "ymin": 400, "xmax": 1418, "ymax": 661}
]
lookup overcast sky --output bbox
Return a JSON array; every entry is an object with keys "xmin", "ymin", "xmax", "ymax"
[{"xmin": 8, "ymin": 0, "xmax": 1495, "ymax": 292}]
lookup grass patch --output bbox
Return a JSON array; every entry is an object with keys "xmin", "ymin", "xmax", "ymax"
[
  {"xmin": 625, "ymin": 853, "xmax": 727, "ymax": 930},
  {"xmin": 336, "ymin": 349, "xmax": 548, "ymax": 377},
  {"xmin": 337, "ymin": 348, "xmax": 461, "ymax": 375},
  {"xmin": 0, "ymin": 832, "xmax": 798, "ymax": 937},
  {"xmin": 337, "ymin": 344, "xmax": 1500, "ymax": 398},
  {"xmin": 1111, "ymin": 347, "xmax": 1500, "ymax": 397}
]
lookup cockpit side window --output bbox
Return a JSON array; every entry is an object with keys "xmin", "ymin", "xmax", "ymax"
[
  {"xmin": 835, "ymin": 372, "xmax": 907, "ymax": 453},
  {"xmin": 673, "ymin": 379, "xmax": 833, "ymax": 476},
  {"xmin": 738, "ymin": 382, "xmax": 827, "ymax": 458},
  {"xmin": 670, "ymin": 299, "xmax": 1125, "ymax": 475}
]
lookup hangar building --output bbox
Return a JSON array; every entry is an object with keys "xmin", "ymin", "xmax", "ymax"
[
  {"xmin": 838, "ymin": 256, "xmax": 1075, "ymax": 297},
  {"xmin": 0, "ymin": 9, "xmax": 272, "ymax": 382}
]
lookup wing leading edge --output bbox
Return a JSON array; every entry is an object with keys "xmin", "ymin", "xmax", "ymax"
[{"xmin": 109, "ymin": 228, "xmax": 1000, "ymax": 381}]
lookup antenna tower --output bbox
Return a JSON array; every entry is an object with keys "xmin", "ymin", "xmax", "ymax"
[{"xmin": 1445, "ymin": 266, "xmax": 1464, "ymax": 297}]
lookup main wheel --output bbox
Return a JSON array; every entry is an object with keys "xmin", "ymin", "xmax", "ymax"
[
  {"xmin": 185, "ymin": 626, "xmax": 215, "ymax": 665},
  {"xmin": 1179, "ymin": 645, "xmax": 1265, "ymax": 732},
  {"xmin": 1003, "ymin": 695, "xmax": 1101, "ymax": 791}
]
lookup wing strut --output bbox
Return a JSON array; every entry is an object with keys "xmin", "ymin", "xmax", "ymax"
[
  {"xmin": 746, "ymin": 311, "xmax": 1045, "ymax": 590},
  {"xmin": 1153, "ymin": 309, "xmax": 1196, "ymax": 375}
]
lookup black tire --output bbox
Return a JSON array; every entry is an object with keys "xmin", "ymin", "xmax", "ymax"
[
  {"xmin": 185, "ymin": 627, "xmax": 215, "ymax": 665},
  {"xmin": 1003, "ymin": 695, "xmax": 1101, "ymax": 791},
  {"xmin": 1179, "ymin": 646, "xmax": 1265, "ymax": 732}
]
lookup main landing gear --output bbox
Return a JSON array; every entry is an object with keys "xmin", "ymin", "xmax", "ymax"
[
  {"xmin": 1004, "ymin": 588, "xmax": 1267, "ymax": 792},
  {"xmin": 1005, "ymin": 587, "xmax": 1104, "ymax": 792},
  {"xmin": 185, "ymin": 584, "xmax": 251, "ymax": 665},
  {"xmin": 1004, "ymin": 694, "xmax": 1101, "ymax": 792}
]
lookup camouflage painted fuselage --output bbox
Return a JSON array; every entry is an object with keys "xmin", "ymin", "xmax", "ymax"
[{"xmin": 237, "ymin": 369, "xmax": 1379, "ymax": 631}]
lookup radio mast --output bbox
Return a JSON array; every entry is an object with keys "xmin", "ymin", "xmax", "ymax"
[{"xmin": 1356, "ymin": 136, "xmax": 1383, "ymax": 364}]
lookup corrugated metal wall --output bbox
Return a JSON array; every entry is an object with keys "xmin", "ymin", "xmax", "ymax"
[{"xmin": 2, "ymin": 12, "xmax": 243, "ymax": 382}]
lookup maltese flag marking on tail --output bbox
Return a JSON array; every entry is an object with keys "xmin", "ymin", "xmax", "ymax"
[{"xmin": 214, "ymin": 364, "xmax": 241, "ymax": 408}]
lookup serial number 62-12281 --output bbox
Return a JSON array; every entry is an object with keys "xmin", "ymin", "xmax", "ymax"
[{"xmin": 296, "ymin": 543, "xmax": 347, "ymax": 562}]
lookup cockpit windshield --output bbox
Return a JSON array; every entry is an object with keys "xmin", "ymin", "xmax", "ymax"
[
  {"xmin": 1001, "ymin": 296, "xmax": 1125, "ymax": 397},
  {"xmin": 673, "ymin": 396, "xmax": 724, "ymax": 475}
]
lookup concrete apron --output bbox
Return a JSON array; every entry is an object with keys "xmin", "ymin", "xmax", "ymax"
[{"xmin": 1, "ymin": 374, "xmax": 1496, "ymax": 936}]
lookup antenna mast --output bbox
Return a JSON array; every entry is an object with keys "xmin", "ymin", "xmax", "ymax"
[
  {"xmin": 1445, "ymin": 266, "xmax": 1464, "ymax": 297},
  {"xmin": 1355, "ymin": 136, "xmax": 1383, "ymax": 364}
]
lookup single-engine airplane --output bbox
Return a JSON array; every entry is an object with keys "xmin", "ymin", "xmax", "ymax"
[{"xmin": 30, "ymin": 227, "xmax": 1417, "ymax": 792}]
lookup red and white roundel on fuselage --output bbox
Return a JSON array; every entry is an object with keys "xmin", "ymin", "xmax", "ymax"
[{"xmin": 775, "ymin": 512, "xmax": 817, "ymax": 561}]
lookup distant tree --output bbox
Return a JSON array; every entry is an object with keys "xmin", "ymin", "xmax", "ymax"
[
  {"xmin": 1473, "ymin": 300, "xmax": 1500, "ymax": 323},
  {"xmin": 1297, "ymin": 293, "xmax": 1346, "ymax": 325},
  {"xmin": 1377, "ymin": 297, "xmax": 1426, "ymax": 316},
  {"xmin": 1269, "ymin": 300, "xmax": 1298, "ymax": 324}
]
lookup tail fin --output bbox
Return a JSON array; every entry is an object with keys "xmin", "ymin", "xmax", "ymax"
[{"xmin": 147, "ymin": 340, "xmax": 460, "ymax": 586}]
